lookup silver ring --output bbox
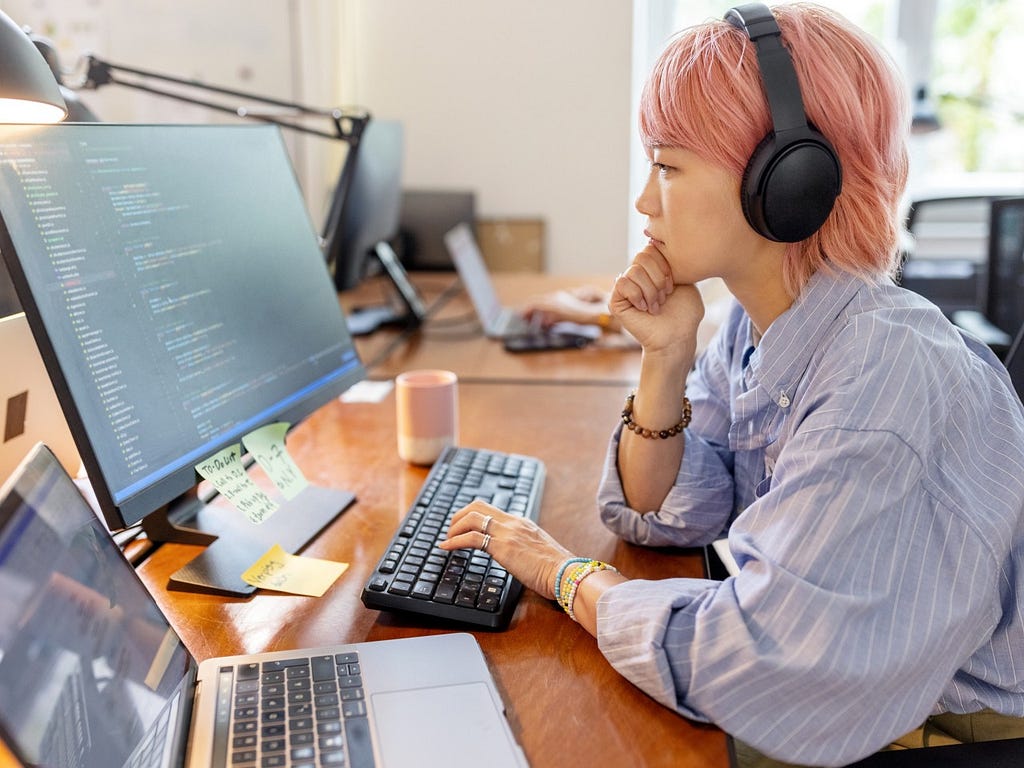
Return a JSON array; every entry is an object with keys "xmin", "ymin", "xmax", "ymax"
[
  {"xmin": 481, "ymin": 533, "xmax": 491, "ymax": 552},
  {"xmin": 482, "ymin": 515, "xmax": 493, "ymax": 534}
]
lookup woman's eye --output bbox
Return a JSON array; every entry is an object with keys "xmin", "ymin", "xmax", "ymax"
[{"xmin": 651, "ymin": 161, "xmax": 672, "ymax": 175}]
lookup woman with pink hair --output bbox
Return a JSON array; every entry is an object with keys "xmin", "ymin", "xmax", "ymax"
[{"xmin": 444, "ymin": 4, "xmax": 1024, "ymax": 764}]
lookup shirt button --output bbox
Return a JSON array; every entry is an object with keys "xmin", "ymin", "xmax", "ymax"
[{"xmin": 778, "ymin": 392, "xmax": 791, "ymax": 407}]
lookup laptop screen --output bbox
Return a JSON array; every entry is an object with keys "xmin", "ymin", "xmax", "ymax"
[
  {"xmin": 0, "ymin": 445, "xmax": 194, "ymax": 767},
  {"xmin": 444, "ymin": 223, "xmax": 505, "ymax": 328}
]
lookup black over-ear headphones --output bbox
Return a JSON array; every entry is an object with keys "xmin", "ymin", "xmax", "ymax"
[{"xmin": 725, "ymin": 3, "xmax": 842, "ymax": 242}]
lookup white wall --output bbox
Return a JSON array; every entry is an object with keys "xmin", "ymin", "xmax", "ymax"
[
  {"xmin": 4, "ymin": 0, "xmax": 635, "ymax": 274},
  {"xmin": 338, "ymin": 1, "xmax": 634, "ymax": 274},
  {"xmin": 4, "ymin": 0, "xmax": 340, "ymax": 224}
]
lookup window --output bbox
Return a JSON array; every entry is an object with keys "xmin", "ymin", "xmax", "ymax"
[{"xmin": 628, "ymin": 0, "xmax": 1024, "ymax": 259}]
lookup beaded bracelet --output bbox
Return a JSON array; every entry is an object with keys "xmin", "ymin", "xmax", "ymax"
[
  {"xmin": 553, "ymin": 557, "xmax": 589, "ymax": 603},
  {"xmin": 621, "ymin": 390, "xmax": 691, "ymax": 439},
  {"xmin": 559, "ymin": 559, "xmax": 619, "ymax": 622},
  {"xmin": 557, "ymin": 559, "xmax": 600, "ymax": 614}
]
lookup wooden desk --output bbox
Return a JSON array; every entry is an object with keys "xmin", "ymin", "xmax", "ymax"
[
  {"xmin": 345, "ymin": 271, "xmax": 644, "ymax": 385},
  {"xmin": 134, "ymin": 382, "xmax": 728, "ymax": 768}
]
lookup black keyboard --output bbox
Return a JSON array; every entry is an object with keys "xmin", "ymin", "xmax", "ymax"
[{"xmin": 360, "ymin": 445, "xmax": 545, "ymax": 629}]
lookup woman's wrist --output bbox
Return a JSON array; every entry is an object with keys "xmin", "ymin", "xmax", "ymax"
[
  {"xmin": 553, "ymin": 557, "xmax": 589, "ymax": 602},
  {"xmin": 555, "ymin": 559, "xmax": 619, "ymax": 621},
  {"xmin": 639, "ymin": 340, "xmax": 695, "ymax": 372}
]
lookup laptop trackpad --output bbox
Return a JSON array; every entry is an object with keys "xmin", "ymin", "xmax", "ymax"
[{"xmin": 372, "ymin": 682, "xmax": 522, "ymax": 767}]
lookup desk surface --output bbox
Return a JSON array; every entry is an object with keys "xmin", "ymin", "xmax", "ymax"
[
  {"xmin": 131, "ymin": 382, "xmax": 728, "ymax": 768},
  {"xmin": 0, "ymin": 273, "xmax": 725, "ymax": 767},
  {"xmin": 346, "ymin": 271, "xmax": 644, "ymax": 385}
]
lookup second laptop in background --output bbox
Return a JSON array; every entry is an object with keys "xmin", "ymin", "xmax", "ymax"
[{"xmin": 443, "ymin": 222, "xmax": 600, "ymax": 346}]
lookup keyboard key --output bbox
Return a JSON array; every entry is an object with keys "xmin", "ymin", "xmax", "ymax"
[
  {"xmin": 311, "ymin": 656, "xmax": 335, "ymax": 682},
  {"xmin": 344, "ymin": 716, "xmax": 375, "ymax": 768}
]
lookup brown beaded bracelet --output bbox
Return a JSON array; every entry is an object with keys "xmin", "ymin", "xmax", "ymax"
[{"xmin": 621, "ymin": 391, "xmax": 691, "ymax": 439}]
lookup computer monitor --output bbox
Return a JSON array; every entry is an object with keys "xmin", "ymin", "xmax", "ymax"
[
  {"xmin": 0, "ymin": 313, "xmax": 80, "ymax": 483},
  {"xmin": 985, "ymin": 197, "xmax": 1024, "ymax": 340},
  {"xmin": 1005, "ymin": 323, "xmax": 1024, "ymax": 404},
  {"xmin": 321, "ymin": 119, "xmax": 426, "ymax": 334},
  {"xmin": 0, "ymin": 122, "xmax": 366, "ymax": 594},
  {"xmin": 398, "ymin": 189, "xmax": 476, "ymax": 270},
  {"xmin": 0, "ymin": 261, "xmax": 19, "ymax": 317}
]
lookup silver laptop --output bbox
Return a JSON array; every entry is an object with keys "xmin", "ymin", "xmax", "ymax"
[
  {"xmin": 0, "ymin": 444, "xmax": 527, "ymax": 768},
  {"xmin": 443, "ymin": 223, "xmax": 536, "ymax": 338},
  {"xmin": 0, "ymin": 312, "xmax": 80, "ymax": 482}
]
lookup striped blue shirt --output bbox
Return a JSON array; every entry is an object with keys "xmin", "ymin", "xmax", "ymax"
[{"xmin": 595, "ymin": 269, "xmax": 1024, "ymax": 766}]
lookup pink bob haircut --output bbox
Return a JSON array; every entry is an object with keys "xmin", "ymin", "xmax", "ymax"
[{"xmin": 639, "ymin": 2, "xmax": 909, "ymax": 297}]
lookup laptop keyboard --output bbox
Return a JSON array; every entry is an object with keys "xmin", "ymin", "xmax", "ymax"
[
  {"xmin": 361, "ymin": 445, "xmax": 545, "ymax": 629},
  {"xmin": 214, "ymin": 652, "xmax": 374, "ymax": 768}
]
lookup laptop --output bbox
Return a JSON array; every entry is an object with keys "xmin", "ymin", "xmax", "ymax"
[
  {"xmin": 444, "ymin": 222, "xmax": 536, "ymax": 337},
  {"xmin": 0, "ymin": 444, "xmax": 527, "ymax": 768},
  {"xmin": 0, "ymin": 313, "xmax": 80, "ymax": 482}
]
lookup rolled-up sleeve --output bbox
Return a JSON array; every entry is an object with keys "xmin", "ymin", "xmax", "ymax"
[
  {"xmin": 598, "ymin": 309, "xmax": 742, "ymax": 547},
  {"xmin": 597, "ymin": 423, "xmax": 734, "ymax": 547},
  {"xmin": 596, "ymin": 577, "xmax": 717, "ymax": 720}
]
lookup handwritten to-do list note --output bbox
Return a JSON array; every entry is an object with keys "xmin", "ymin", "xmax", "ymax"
[{"xmin": 195, "ymin": 443, "xmax": 279, "ymax": 524}]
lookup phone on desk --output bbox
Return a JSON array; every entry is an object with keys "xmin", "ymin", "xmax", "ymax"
[{"xmin": 503, "ymin": 330, "xmax": 594, "ymax": 353}]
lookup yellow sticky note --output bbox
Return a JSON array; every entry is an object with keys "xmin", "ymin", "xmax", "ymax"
[
  {"xmin": 241, "ymin": 544, "xmax": 349, "ymax": 597},
  {"xmin": 242, "ymin": 422, "xmax": 309, "ymax": 501},
  {"xmin": 195, "ymin": 443, "xmax": 279, "ymax": 524}
]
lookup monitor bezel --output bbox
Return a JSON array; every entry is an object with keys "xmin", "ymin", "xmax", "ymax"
[{"xmin": 323, "ymin": 119, "xmax": 404, "ymax": 291}]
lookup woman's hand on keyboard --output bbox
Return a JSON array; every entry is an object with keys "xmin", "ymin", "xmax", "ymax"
[
  {"xmin": 443, "ymin": 500, "xmax": 629, "ymax": 633},
  {"xmin": 441, "ymin": 500, "xmax": 573, "ymax": 601}
]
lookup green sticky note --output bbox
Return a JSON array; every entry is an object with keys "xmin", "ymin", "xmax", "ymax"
[
  {"xmin": 242, "ymin": 422, "xmax": 309, "ymax": 501},
  {"xmin": 195, "ymin": 443, "xmax": 279, "ymax": 524}
]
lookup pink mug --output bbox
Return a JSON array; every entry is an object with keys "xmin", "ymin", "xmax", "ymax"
[{"xmin": 395, "ymin": 370, "xmax": 458, "ymax": 465}]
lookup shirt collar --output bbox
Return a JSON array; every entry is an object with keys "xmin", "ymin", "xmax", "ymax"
[{"xmin": 744, "ymin": 269, "xmax": 867, "ymax": 409}]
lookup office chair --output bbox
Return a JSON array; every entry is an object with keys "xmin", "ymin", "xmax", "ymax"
[
  {"xmin": 1002, "ymin": 320, "xmax": 1024, "ymax": 403},
  {"xmin": 898, "ymin": 195, "xmax": 1000, "ymax": 317},
  {"xmin": 949, "ymin": 197, "xmax": 1024, "ymax": 356},
  {"xmin": 843, "ymin": 736, "xmax": 1024, "ymax": 767}
]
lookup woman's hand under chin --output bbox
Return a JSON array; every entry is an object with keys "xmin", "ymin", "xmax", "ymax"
[{"xmin": 610, "ymin": 244, "xmax": 705, "ymax": 361}]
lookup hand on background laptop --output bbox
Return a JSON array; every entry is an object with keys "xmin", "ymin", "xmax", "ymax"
[
  {"xmin": 522, "ymin": 279, "xmax": 734, "ymax": 355},
  {"xmin": 521, "ymin": 285, "xmax": 619, "ymax": 332}
]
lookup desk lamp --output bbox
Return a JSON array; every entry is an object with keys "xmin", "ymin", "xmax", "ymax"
[
  {"xmin": 0, "ymin": 9, "xmax": 67, "ymax": 122},
  {"xmin": 76, "ymin": 55, "xmax": 365, "ymax": 142}
]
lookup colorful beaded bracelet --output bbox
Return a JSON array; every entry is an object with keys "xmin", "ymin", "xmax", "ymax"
[
  {"xmin": 621, "ymin": 390, "xmax": 691, "ymax": 439},
  {"xmin": 553, "ymin": 557, "xmax": 589, "ymax": 603},
  {"xmin": 559, "ymin": 559, "xmax": 619, "ymax": 622}
]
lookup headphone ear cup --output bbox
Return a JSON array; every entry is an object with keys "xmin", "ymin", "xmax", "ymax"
[
  {"xmin": 739, "ymin": 132, "xmax": 777, "ymax": 239},
  {"xmin": 740, "ymin": 130, "xmax": 842, "ymax": 243}
]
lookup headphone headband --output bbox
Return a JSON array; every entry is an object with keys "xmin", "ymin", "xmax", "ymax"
[
  {"xmin": 723, "ymin": 2, "xmax": 842, "ymax": 242},
  {"xmin": 725, "ymin": 3, "xmax": 807, "ymax": 135}
]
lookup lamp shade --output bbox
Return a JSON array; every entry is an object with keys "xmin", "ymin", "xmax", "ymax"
[{"xmin": 0, "ymin": 9, "xmax": 67, "ymax": 122}]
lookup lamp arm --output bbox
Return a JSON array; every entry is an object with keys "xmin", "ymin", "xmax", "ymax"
[{"xmin": 78, "ymin": 54, "xmax": 368, "ymax": 143}]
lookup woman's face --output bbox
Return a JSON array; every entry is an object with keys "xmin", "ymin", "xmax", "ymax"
[{"xmin": 635, "ymin": 146, "xmax": 768, "ymax": 285}]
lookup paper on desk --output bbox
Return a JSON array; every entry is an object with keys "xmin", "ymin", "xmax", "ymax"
[
  {"xmin": 242, "ymin": 422, "xmax": 308, "ymax": 501},
  {"xmin": 241, "ymin": 543, "xmax": 349, "ymax": 596},
  {"xmin": 340, "ymin": 379, "xmax": 394, "ymax": 403},
  {"xmin": 195, "ymin": 444, "xmax": 279, "ymax": 524}
]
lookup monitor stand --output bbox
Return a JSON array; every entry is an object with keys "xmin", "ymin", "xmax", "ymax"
[
  {"xmin": 141, "ymin": 481, "xmax": 355, "ymax": 596},
  {"xmin": 346, "ymin": 242, "xmax": 428, "ymax": 336}
]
